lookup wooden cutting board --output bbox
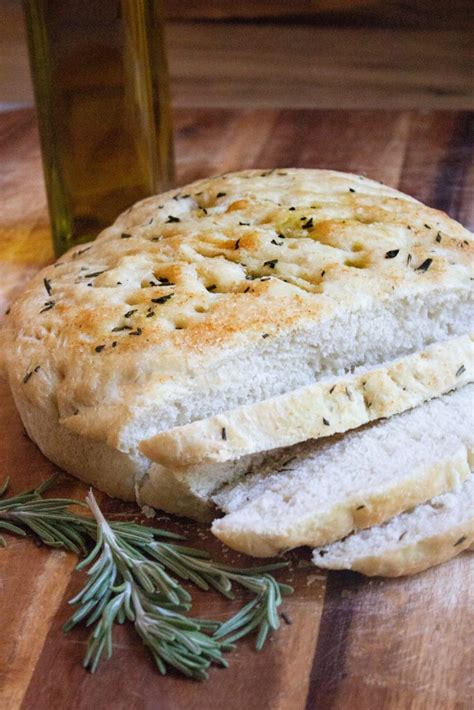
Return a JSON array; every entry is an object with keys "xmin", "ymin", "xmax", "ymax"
[{"xmin": 1, "ymin": 108, "xmax": 473, "ymax": 710}]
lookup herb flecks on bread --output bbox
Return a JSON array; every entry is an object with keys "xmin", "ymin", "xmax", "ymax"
[
  {"xmin": 313, "ymin": 474, "xmax": 474, "ymax": 577},
  {"xmin": 211, "ymin": 387, "xmax": 474, "ymax": 557},
  {"xmin": 2, "ymin": 169, "xmax": 473, "ymax": 517}
]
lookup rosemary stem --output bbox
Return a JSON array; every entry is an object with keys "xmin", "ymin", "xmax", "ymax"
[{"xmin": 1, "ymin": 476, "xmax": 293, "ymax": 680}]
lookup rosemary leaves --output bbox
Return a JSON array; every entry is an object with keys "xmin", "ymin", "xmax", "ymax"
[{"xmin": 0, "ymin": 476, "xmax": 293, "ymax": 680}]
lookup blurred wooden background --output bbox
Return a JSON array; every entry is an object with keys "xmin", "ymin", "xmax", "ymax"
[{"xmin": 0, "ymin": 0, "xmax": 473, "ymax": 109}]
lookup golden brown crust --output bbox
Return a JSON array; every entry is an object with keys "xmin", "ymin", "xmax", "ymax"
[{"xmin": 2, "ymin": 169, "xmax": 472, "ymax": 453}]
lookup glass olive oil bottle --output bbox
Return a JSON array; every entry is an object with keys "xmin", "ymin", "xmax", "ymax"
[{"xmin": 23, "ymin": 0, "xmax": 175, "ymax": 255}]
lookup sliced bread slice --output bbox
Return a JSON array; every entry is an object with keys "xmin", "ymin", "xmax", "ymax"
[
  {"xmin": 140, "ymin": 335, "xmax": 473, "ymax": 470},
  {"xmin": 312, "ymin": 474, "xmax": 474, "ymax": 577},
  {"xmin": 210, "ymin": 386, "xmax": 474, "ymax": 557},
  {"xmin": 138, "ymin": 335, "xmax": 473, "ymax": 521}
]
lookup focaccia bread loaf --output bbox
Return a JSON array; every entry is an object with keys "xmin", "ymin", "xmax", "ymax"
[{"xmin": 1, "ymin": 169, "xmax": 473, "ymax": 505}]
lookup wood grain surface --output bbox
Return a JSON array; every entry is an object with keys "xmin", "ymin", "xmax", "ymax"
[
  {"xmin": 2, "ymin": 1, "xmax": 473, "ymax": 111},
  {"xmin": 167, "ymin": 24, "xmax": 473, "ymax": 110},
  {"xmin": 163, "ymin": 0, "xmax": 474, "ymax": 30},
  {"xmin": 0, "ymin": 108, "xmax": 473, "ymax": 710}
]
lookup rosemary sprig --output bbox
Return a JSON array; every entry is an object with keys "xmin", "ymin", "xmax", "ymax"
[
  {"xmin": 0, "ymin": 474, "xmax": 89, "ymax": 551},
  {"xmin": 144, "ymin": 540, "xmax": 293, "ymax": 650},
  {"xmin": 65, "ymin": 491, "xmax": 231, "ymax": 679},
  {"xmin": 0, "ymin": 477, "xmax": 293, "ymax": 680}
]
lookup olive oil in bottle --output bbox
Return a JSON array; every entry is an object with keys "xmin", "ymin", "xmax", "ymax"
[{"xmin": 23, "ymin": 0, "xmax": 175, "ymax": 255}]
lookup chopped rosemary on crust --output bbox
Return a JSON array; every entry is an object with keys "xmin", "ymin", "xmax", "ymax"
[
  {"xmin": 84, "ymin": 270, "xmax": 107, "ymax": 278},
  {"xmin": 39, "ymin": 300, "xmax": 55, "ymax": 313},
  {"xmin": 151, "ymin": 294, "xmax": 174, "ymax": 304},
  {"xmin": 43, "ymin": 278, "xmax": 52, "ymax": 296},
  {"xmin": 416, "ymin": 258, "xmax": 433, "ymax": 273},
  {"xmin": 23, "ymin": 365, "xmax": 40, "ymax": 383}
]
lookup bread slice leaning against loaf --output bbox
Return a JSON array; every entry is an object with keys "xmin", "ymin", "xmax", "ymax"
[
  {"xmin": 2, "ymin": 169, "xmax": 473, "ymax": 507},
  {"xmin": 211, "ymin": 386, "xmax": 474, "ymax": 557},
  {"xmin": 312, "ymin": 473, "xmax": 474, "ymax": 577},
  {"xmin": 142, "ymin": 336, "xmax": 473, "ymax": 471}
]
